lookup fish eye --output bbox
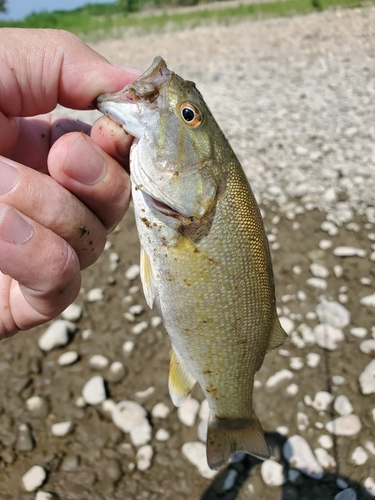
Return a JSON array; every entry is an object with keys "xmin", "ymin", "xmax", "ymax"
[{"xmin": 179, "ymin": 103, "xmax": 202, "ymax": 127}]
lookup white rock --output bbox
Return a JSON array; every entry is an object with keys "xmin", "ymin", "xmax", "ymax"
[
  {"xmin": 112, "ymin": 401, "xmax": 147, "ymax": 433},
  {"xmin": 109, "ymin": 251, "xmax": 119, "ymax": 262},
  {"xmin": 82, "ymin": 375, "xmax": 106, "ymax": 405},
  {"xmin": 290, "ymin": 357, "xmax": 304, "ymax": 370},
  {"xmin": 350, "ymin": 327, "xmax": 367, "ymax": 338},
  {"xmin": 325, "ymin": 414, "xmax": 361, "ymax": 436},
  {"xmin": 197, "ymin": 418, "xmax": 208, "ymax": 442},
  {"xmin": 61, "ymin": 303, "xmax": 82, "ymax": 322},
  {"xmin": 316, "ymin": 300, "xmax": 350, "ymax": 328},
  {"xmin": 360, "ymin": 293, "xmax": 375, "ymax": 307},
  {"xmin": 319, "ymin": 239, "xmax": 333, "ymax": 250},
  {"xmin": 178, "ymin": 397, "xmax": 200, "ymax": 427},
  {"xmin": 89, "ymin": 354, "xmax": 109, "ymax": 369},
  {"xmin": 81, "ymin": 329, "xmax": 92, "ymax": 340},
  {"xmin": 310, "ymin": 263, "xmax": 329, "ymax": 279},
  {"xmin": 199, "ymin": 399, "xmax": 210, "ymax": 421},
  {"xmin": 261, "ymin": 459, "xmax": 285, "ymax": 486},
  {"xmin": 38, "ymin": 320, "xmax": 76, "ymax": 351},
  {"xmin": 131, "ymin": 321, "xmax": 148, "ymax": 335},
  {"xmin": 315, "ymin": 422, "xmax": 324, "ymax": 430},
  {"xmin": 130, "ymin": 419, "xmax": 152, "ymax": 446},
  {"xmin": 311, "ymin": 391, "xmax": 334, "ymax": 412},
  {"xmin": 300, "ymin": 325, "xmax": 315, "ymax": 344},
  {"xmin": 151, "ymin": 403, "xmax": 170, "ymax": 419},
  {"xmin": 365, "ymin": 441, "xmax": 375, "ymax": 455},
  {"xmin": 359, "ymin": 360, "xmax": 375, "ymax": 395},
  {"xmin": 333, "ymin": 246, "xmax": 366, "ymax": 258},
  {"xmin": 151, "ymin": 316, "xmax": 162, "ymax": 328},
  {"xmin": 297, "ymin": 290, "xmax": 307, "ymax": 301},
  {"xmin": 22, "ymin": 465, "xmax": 47, "ymax": 492},
  {"xmin": 315, "ymin": 447, "xmax": 336, "ymax": 469},
  {"xmin": 334, "ymin": 488, "xmax": 357, "ymax": 500},
  {"xmin": 51, "ymin": 421, "xmax": 73, "ymax": 437},
  {"xmin": 364, "ymin": 477, "xmax": 375, "ymax": 496},
  {"xmin": 182, "ymin": 442, "xmax": 217, "ymax": 479},
  {"xmin": 136, "ymin": 444, "xmax": 153, "ymax": 471},
  {"xmin": 360, "ymin": 339, "xmax": 375, "ymax": 355},
  {"xmin": 109, "ymin": 361, "xmax": 125, "ymax": 374},
  {"xmin": 351, "ymin": 446, "xmax": 368, "ymax": 465},
  {"xmin": 313, "ymin": 324, "xmax": 344, "ymax": 351},
  {"xmin": 286, "ymin": 384, "xmax": 299, "ymax": 396},
  {"xmin": 266, "ymin": 369, "xmax": 294, "ymax": 389},
  {"xmin": 75, "ymin": 396, "xmax": 86, "ymax": 408},
  {"xmin": 333, "ymin": 265, "xmax": 343, "ymax": 278},
  {"xmin": 332, "ymin": 375, "xmax": 346, "ymax": 386},
  {"xmin": 222, "ymin": 469, "xmax": 238, "ymax": 490},
  {"xmin": 279, "ymin": 317, "xmax": 294, "ymax": 335},
  {"xmin": 306, "ymin": 353, "xmax": 321, "ymax": 368},
  {"xmin": 135, "ymin": 387, "xmax": 155, "ymax": 399},
  {"xmin": 35, "ymin": 492, "xmax": 55, "ymax": 500},
  {"xmin": 337, "ymin": 478, "xmax": 349, "ymax": 490},
  {"xmin": 318, "ymin": 435, "xmax": 333, "ymax": 449},
  {"xmin": 292, "ymin": 265, "xmax": 302, "ymax": 275},
  {"xmin": 87, "ymin": 288, "xmax": 104, "ymax": 302},
  {"xmin": 283, "ymin": 435, "xmax": 323, "ymax": 479},
  {"xmin": 102, "ymin": 399, "xmax": 116, "ymax": 415},
  {"xmin": 125, "ymin": 264, "xmax": 140, "ymax": 280},
  {"xmin": 338, "ymin": 294, "xmax": 349, "ymax": 304},
  {"xmin": 155, "ymin": 429, "xmax": 170, "ymax": 441},
  {"xmin": 276, "ymin": 426, "xmax": 289, "ymax": 436},
  {"xmin": 123, "ymin": 340, "xmax": 134, "ymax": 354},
  {"xmin": 297, "ymin": 412, "xmax": 309, "ymax": 431},
  {"xmin": 334, "ymin": 395, "xmax": 353, "ymax": 416},
  {"xmin": 288, "ymin": 469, "xmax": 302, "ymax": 483},
  {"xmin": 57, "ymin": 351, "xmax": 79, "ymax": 366},
  {"xmin": 129, "ymin": 304, "xmax": 143, "ymax": 315},
  {"xmin": 26, "ymin": 396, "xmax": 45, "ymax": 412},
  {"xmin": 306, "ymin": 278, "xmax": 327, "ymax": 290},
  {"xmin": 344, "ymin": 126, "xmax": 358, "ymax": 138}
]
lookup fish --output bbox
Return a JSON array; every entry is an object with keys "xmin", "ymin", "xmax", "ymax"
[{"xmin": 96, "ymin": 57, "xmax": 287, "ymax": 470}]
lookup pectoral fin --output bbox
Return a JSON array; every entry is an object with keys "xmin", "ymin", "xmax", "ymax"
[
  {"xmin": 140, "ymin": 246, "xmax": 155, "ymax": 309},
  {"xmin": 267, "ymin": 318, "xmax": 288, "ymax": 352},
  {"xmin": 169, "ymin": 347, "xmax": 196, "ymax": 407}
]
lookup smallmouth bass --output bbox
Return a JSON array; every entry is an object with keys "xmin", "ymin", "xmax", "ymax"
[{"xmin": 96, "ymin": 57, "xmax": 287, "ymax": 470}]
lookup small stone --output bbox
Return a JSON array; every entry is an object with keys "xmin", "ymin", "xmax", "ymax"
[
  {"xmin": 318, "ymin": 435, "xmax": 333, "ymax": 449},
  {"xmin": 35, "ymin": 492, "xmax": 56, "ymax": 500},
  {"xmin": 16, "ymin": 424, "xmax": 34, "ymax": 452},
  {"xmin": 279, "ymin": 317, "xmax": 294, "ymax": 335},
  {"xmin": 199, "ymin": 400, "xmax": 210, "ymax": 422},
  {"xmin": 61, "ymin": 303, "xmax": 82, "ymax": 322},
  {"xmin": 319, "ymin": 239, "xmax": 333, "ymax": 250},
  {"xmin": 26, "ymin": 396, "xmax": 48, "ymax": 418},
  {"xmin": 81, "ymin": 329, "xmax": 92, "ymax": 340},
  {"xmin": 136, "ymin": 444, "xmax": 153, "ymax": 471},
  {"xmin": 155, "ymin": 429, "xmax": 170, "ymax": 441},
  {"xmin": 182, "ymin": 442, "xmax": 217, "ymax": 479},
  {"xmin": 337, "ymin": 478, "xmax": 349, "ymax": 490},
  {"xmin": 125, "ymin": 264, "xmax": 140, "ymax": 280},
  {"xmin": 286, "ymin": 384, "xmax": 299, "ymax": 396},
  {"xmin": 124, "ymin": 312, "xmax": 135, "ymax": 322},
  {"xmin": 289, "ymin": 358, "xmax": 303, "ymax": 370},
  {"xmin": 334, "ymin": 488, "xmax": 357, "ymax": 500},
  {"xmin": 102, "ymin": 399, "xmax": 116, "ymax": 416},
  {"xmin": 89, "ymin": 355, "xmax": 109, "ymax": 370},
  {"xmin": 106, "ymin": 458, "xmax": 122, "ymax": 483},
  {"xmin": 359, "ymin": 359, "xmax": 375, "ymax": 395},
  {"xmin": 351, "ymin": 446, "xmax": 368, "ymax": 465},
  {"xmin": 87, "ymin": 288, "xmax": 104, "ymax": 302},
  {"xmin": 51, "ymin": 421, "xmax": 73, "ymax": 437},
  {"xmin": 306, "ymin": 278, "xmax": 327, "ymax": 290},
  {"xmin": 109, "ymin": 251, "xmax": 119, "ymax": 262},
  {"xmin": 75, "ymin": 396, "xmax": 86, "ymax": 408},
  {"xmin": 333, "ymin": 265, "xmax": 343, "ymax": 278},
  {"xmin": 276, "ymin": 426, "xmax": 289, "ymax": 436},
  {"xmin": 129, "ymin": 304, "xmax": 143, "ymax": 315},
  {"xmin": 288, "ymin": 469, "xmax": 302, "ymax": 484},
  {"xmin": 365, "ymin": 441, "xmax": 375, "ymax": 455},
  {"xmin": 310, "ymin": 263, "xmax": 329, "ymax": 279},
  {"xmin": 360, "ymin": 339, "xmax": 375, "ymax": 355},
  {"xmin": 151, "ymin": 316, "xmax": 162, "ymax": 327},
  {"xmin": 297, "ymin": 290, "xmax": 307, "ymax": 301},
  {"xmin": 112, "ymin": 401, "xmax": 147, "ymax": 433},
  {"xmin": 315, "ymin": 448, "xmax": 336, "ymax": 469},
  {"xmin": 313, "ymin": 324, "xmax": 344, "ymax": 351},
  {"xmin": 122, "ymin": 340, "xmax": 134, "ymax": 354},
  {"xmin": 261, "ymin": 459, "xmax": 285, "ymax": 486},
  {"xmin": 178, "ymin": 397, "xmax": 200, "ymax": 427},
  {"xmin": 333, "ymin": 246, "xmax": 366, "ymax": 258},
  {"xmin": 130, "ymin": 419, "xmax": 152, "ymax": 446},
  {"xmin": 151, "ymin": 403, "xmax": 170, "ymax": 419},
  {"xmin": 297, "ymin": 412, "xmax": 309, "ymax": 431},
  {"xmin": 364, "ymin": 477, "xmax": 375, "ymax": 496},
  {"xmin": 22, "ymin": 465, "xmax": 47, "ymax": 492},
  {"xmin": 350, "ymin": 327, "xmax": 367, "ymax": 338},
  {"xmin": 295, "ymin": 145, "xmax": 308, "ymax": 156},
  {"xmin": 316, "ymin": 300, "xmax": 350, "ymax": 328},
  {"xmin": 82, "ymin": 375, "xmax": 106, "ymax": 405},
  {"xmin": 306, "ymin": 353, "xmax": 321, "ymax": 368},
  {"xmin": 58, "ymin": 351, "xmax": 79, "ymax": 366},
  {"xmin": 38, "ymin": 320, "xmax": 76, "ymax": 351},
  {"xmin": 222, "ymin": 469, "xmax": 238, "ymax": 491},
  {"xmin": 107, "ymin": 361, "xmax": 126, "ymax": 383},
  {"xmin": 334, "ymin": 395, "xmax": 353, "ymax": 416},
  {"xmin": 131, "ymin": 321, "xmax": 148, "ymax": 335},
  {"xmin": 135, "ymin": 386, "xmax": 155, "ymax": 399},
  {"xmin": 344, "ymin": 126, "xmax": 358, "ymax": 138},
  {"xmin": 311, "ymin": 391, "xmax": 334, "ymax": 412},
  {"xmin": 197, "ymin": 418, "xmax": 208, "ymax": 442},
  {"xmin": 292, "ymin": 266, "xmax": 302, "ymax": 275},
  {"xmin": 361, "ymin": 277, "xmax": 372, "ymax": 285},
  {"xmin": 266, "ymin": 369, "xmax": 294, "ymax": 388},
  {"xmin": 283, "ymin": 435, "xmax": 323, "ymax": 479},
  {"xmin": 325, "ymin": 414, "xmax": 361, "ymax": 436},
  {"xmin": 360, "ymin": 294, "xmax": 375, "ymax": 307},
  {"xmin": 332, "ymin": 375, "xmax": 346, "ymax": 386}
]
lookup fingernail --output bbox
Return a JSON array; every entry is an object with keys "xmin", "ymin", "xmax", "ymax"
[
  {"xmin": 0, "ymin": 160, "xmax": 18, "ymax": 195},
  {"xmin": 0, "ymin": 206, "xmax": 34, "ymax": 245},
  {"xmin": 64, "ymin": 135, "xmax": 107, "ymax": 185}
]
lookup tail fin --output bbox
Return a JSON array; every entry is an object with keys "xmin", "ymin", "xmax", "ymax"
[{"xmin": 206, "ymin": 413, "xmax": 270, "ymax": 470}]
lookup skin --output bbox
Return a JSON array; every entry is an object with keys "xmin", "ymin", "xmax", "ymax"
[{"xmin": 0, "ymin": 28, "xmax": 141, "ymax": 339}]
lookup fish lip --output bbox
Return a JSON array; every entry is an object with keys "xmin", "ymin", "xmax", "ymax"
[{"xmin": 142, "ymin": 191, "xmax": 192, "ymax": 224}]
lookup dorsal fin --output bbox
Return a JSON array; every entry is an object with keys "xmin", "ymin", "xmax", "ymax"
[
  {"xmin": 168, "ymin": 347, "xmax": 196, "ymax": 407},
  {"xmin": 267, "ymin": 317, "xmax": 288, "ymax": 352},
  {"xmin": 140, "ymin": 246, "xmax": 156, "ymax": 309}
]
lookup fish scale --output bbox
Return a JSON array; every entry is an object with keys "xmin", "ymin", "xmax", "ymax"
[{"xmin": 96, "ymin": 56, "xmax": 287, "ymax": 470}]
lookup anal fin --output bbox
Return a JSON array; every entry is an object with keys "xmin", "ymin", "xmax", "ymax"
[
  {"xmin": 267, "ymin": 317, "xmax": 288, "ymax": 352},
  {"xmin": 169, "ymin": 347, "xmax": 196, "ymax": 407},
  {"xmin": 206, "ymin": 412, "xmax": 270, "ymax": 470},
  {"xmin": 140, "ymin": 246, "xmax": 155, "ymax": 309}
]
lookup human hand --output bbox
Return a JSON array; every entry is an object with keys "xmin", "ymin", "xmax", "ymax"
[{"xmin": 0, "ymin": 28, "xmax": 140, "ymax": 339}]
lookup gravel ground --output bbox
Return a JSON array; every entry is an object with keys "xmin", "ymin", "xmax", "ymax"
[{"xmin": 1, "ymin": 6, "xmax": 375, "ymax": 500}]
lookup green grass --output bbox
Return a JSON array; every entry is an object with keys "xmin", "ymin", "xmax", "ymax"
[{"xmin": 0, "ymin": 0, "xmax": 374, "ymax": 40}]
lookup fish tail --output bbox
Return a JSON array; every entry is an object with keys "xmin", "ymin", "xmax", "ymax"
[{"xmin": 206, "ymin": 413, "xmax": 270, "ymax": 470}]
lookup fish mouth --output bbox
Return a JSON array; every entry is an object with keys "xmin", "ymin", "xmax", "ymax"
[{"xmin": 142, "ymin": 192, "xmax": 192, "ymax": 224}]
